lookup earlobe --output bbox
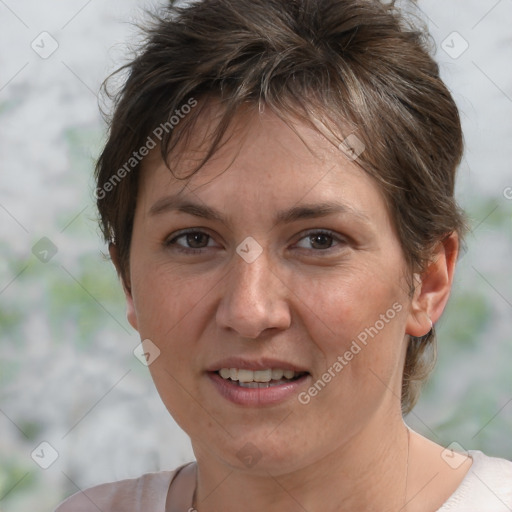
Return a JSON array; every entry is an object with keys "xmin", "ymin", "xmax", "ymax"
[
  {"xmin": 405, "ymin": 232, "xmax": 459, "ymax": 337},
  {"xmin": 125, "ymin": 296, "xmax": 138, "ymax": 332},
  {"xmin": 108, "ymin": 243, "xmax": 138, "ymax": 331}
]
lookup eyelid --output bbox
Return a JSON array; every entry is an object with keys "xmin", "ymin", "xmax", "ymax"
[
  {"xmin": 293, "ymin": 228, "xmax": 347, "ymax": 251},
  {"xmin": 165, "ymin": 228, "xmax": 219, "ymax": 252},
  {"xmin": 165, "ymin": 227, "xmax": 347, "ymax": 254}
]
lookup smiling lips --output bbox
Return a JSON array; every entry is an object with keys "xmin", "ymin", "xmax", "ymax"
[
  {"xmin": 217, "ymin": 368, "xmax": 307, "ymax": 388},
  {"xmin": 206, "ymin": 357, "xmax": 310, "ymax": 403}
]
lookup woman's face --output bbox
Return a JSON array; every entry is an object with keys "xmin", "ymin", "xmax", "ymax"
[{"xmin": 123, "ymin": 107, "xmax": 423, "ymax": 475}]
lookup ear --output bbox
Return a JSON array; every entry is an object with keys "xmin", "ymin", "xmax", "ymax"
[
  {"xmin": 405, "ymin": 232, "xmax": 459, "ymax": 337},
  {"xmin": 109, "ymin": 243, "xmax": 138, "ymax": 331}
]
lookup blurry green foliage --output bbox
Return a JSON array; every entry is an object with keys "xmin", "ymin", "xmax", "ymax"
[
  {"xmin": 437, "ymin": 291, "xmax": 492, "ymax": 352},
  {"xmin": 0, "ymin": 462, "xmax": 35, "ymax": 502}
]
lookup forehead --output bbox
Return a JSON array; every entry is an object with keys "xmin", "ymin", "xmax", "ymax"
[{"xmin": 137, "ymin": 103, "xmax": 388, "ymax": 227}]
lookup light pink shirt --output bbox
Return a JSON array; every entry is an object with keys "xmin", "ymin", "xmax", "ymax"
[{"xmin": 55, "ymin": 451, "xmax": 512, "ymax": 511}]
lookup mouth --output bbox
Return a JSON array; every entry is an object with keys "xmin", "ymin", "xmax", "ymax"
[
  {"xmin": 213, "ymin": 368, "xmax": 309, "ymax": 388},
  {"xmin": 207, "ymin": 367, "xmax": 311, "ymax": 406}
]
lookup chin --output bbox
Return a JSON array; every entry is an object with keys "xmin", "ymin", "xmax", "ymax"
[{"xmin": 205, "ymin": 429, "xmax": 316, "ymax": 476}]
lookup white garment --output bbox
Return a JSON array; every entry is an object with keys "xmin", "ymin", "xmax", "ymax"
[
  {"xmin": 55, "ymin": 450, "xmax": 512, "ymax": 511},
  {"xmin": 436, "ymin": 450, "xmax": 512, "ymax": 511}
]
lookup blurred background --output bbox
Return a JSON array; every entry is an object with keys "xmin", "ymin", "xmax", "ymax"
[{"xmin": 0, "ymin": 0, "xmax": 511, "ymax": 510}]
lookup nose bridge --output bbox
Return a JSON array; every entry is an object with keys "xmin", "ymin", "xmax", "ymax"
[
  {"xmin": 215, "ymin": 245, "xmax": 291, "ymax": 338},
  {"xmin": 233, "ymin": 248, "xmax": 273, "ymax": 300}
]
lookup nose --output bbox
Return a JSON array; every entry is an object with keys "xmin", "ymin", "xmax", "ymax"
[{"xmin": 215, "ymin": 249, "xmax": 292, "ymax": 339}]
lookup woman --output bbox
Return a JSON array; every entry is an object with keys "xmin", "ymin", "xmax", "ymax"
[{"xmin": 56, "ymin": 0, "xmax": 512, "ymax": 510}]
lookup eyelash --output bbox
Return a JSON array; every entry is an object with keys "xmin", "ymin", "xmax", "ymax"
[{"xmin": 164, "ymin": 229, "xmax": 346, "ymax": 255}]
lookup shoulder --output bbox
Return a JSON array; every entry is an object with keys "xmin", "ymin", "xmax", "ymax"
[
  {"xmin": 54, "ymin": 463, "xmax": 191, "ymax": 512},
  {"xmin": 438, "ymin": 450, "xmax": 512, "ymax": 511}
]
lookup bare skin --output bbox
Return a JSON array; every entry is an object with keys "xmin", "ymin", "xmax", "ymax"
[{"xmin": 111, "ymin": 104, "xmax": 471, "ymax": 512}]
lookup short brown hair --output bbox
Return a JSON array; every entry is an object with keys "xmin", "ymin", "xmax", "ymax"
[{"xmin": 95, "ymin": 0, "xmax": 468, "ymax": 414}]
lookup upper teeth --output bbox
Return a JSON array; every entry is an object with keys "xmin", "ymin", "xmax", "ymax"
[{"xmin": 218, "ymin": 368, "xmax": 300, "ymax": 382}]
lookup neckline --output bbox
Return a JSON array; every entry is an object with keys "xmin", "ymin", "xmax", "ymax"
[
  {"xmin": 435, "ymin": 450, "xmax": 479, "ymax": 511},
  {"xmin": 166, "ymin": 452, "xmax": 480, "ymax": 512},
  {"xmin": 165, "ymin": 461, "xmax": 197, "ymax": 512}
]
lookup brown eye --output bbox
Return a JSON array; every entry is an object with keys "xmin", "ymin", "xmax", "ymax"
[
  {"xmin": 183, "ymin": 232, "xmax": 210, "ymax": 249},
  {"xmin": 309, "ymin": 232, "xmax": 334, "ymax": 250},
  {"xmin": 165, "ymin": 230, "xmax": 215, "ymax": 254},
  {"xmin": 295, "ymin": 230, "xmax": 345, "ymax": 252}
]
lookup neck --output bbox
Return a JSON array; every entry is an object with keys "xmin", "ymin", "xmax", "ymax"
[{"xmin": 191, "ymin": 415, "xmax": 410, "ymax": 512}]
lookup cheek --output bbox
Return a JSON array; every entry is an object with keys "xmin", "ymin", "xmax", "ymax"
[
  {"xmin": 130, "ymin": 259, "xmax": 216, "ymax": 339},
  {"xmin": 291, "ymin": 266, "xmax": 407, "ymax": 389},
  {"xmin": 129, "ymin": 261, "xmax": 215, "ymax": 427},
  {"xmin": 293, "ymin": 265, "xmax": 405, "ymax": 340}
]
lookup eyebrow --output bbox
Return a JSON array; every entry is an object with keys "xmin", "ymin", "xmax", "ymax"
[{"xmin": 148, "ymin": 194, "xmax": 371, "ymax": 226}]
